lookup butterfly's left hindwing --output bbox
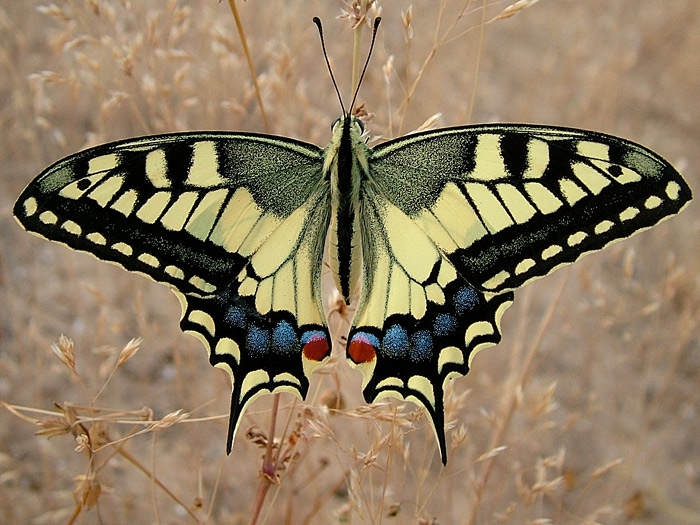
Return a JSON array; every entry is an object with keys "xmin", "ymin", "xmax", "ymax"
[{"xmin": 14, "ymin": 132, "xmax": 332, "ymax": 451}]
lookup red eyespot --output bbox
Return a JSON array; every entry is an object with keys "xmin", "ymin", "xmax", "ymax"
[
  {"xmin": 302, "ymin": 332, "xmax": 330, "ymax": 361},
  {"xmin": 348, "ymin": 337, "xmax": 377, "ymax": 364}
]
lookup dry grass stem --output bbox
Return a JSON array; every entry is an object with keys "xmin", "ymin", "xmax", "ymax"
[{"xmin": 226, "ymin": 0, "xmax": 269, "ymax": 132}]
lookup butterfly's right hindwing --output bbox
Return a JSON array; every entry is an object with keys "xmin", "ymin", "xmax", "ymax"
[{"xmin": 14, "ymin": 132, "xmax": 332, "ymax": 451}]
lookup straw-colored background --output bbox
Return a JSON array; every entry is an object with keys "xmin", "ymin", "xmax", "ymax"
[{"xmin": 1, "ymin": 1, "xmax": 697, "ymax": 523}]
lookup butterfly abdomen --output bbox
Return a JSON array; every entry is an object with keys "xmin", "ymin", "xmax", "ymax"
[{"xmin": 327, "ymin": 115, "xmax": 367, "ymax": 304}]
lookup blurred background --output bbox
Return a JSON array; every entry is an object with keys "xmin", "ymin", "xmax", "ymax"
[{"xmin": 0, "ymin": 1, "xmax": 698, "ymax": 523}]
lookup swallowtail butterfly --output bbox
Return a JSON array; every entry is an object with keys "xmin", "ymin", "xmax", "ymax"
[{"xmin": 14, "ymin": 17, "xmax": 691, "ymax": 464}]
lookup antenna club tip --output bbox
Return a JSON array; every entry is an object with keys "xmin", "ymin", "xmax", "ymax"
[{"xmin": 312, "ymin": 16, "xmax": 321, "ymax": 24}]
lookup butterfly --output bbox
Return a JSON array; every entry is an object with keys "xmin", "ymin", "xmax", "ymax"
[{"xmin": 14, "ymin": 17, "xmax": 691, "ymax": 464}]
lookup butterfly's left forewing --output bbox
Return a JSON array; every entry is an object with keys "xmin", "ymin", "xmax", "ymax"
[{"xmin": 14, "ymin": 132, "xmax": 332, "ymax": 452}]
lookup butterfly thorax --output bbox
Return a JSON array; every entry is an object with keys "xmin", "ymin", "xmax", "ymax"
[{"xmin": 325, "ymin": 115, "xmax": 368, "ymax": 305}]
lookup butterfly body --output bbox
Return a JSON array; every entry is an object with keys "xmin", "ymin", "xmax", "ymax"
[
  {"xmin": 327, "ymin": 115, "xmax": 367, "ymax": 304},
  {"xmin": 15, "ymin": 119, "xmax": 691, "ymax": 464}
]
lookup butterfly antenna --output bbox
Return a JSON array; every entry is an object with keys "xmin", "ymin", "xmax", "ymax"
[
  {"xmin": 349, "ymin": 17, "xmax": 381, "ymax": 115},
  {"xmin": 313, "ymin": 17, "xmax": 346, "ymax": 115}
]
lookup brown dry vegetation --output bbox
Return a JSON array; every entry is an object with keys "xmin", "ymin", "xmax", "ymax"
[{"xmin": 0, "ymin": 1, "xmax": 698, "ymax": 523}]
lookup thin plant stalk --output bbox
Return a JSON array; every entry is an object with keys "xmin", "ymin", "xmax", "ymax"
[
  {"xmin": 249, "ymin": 393, "xmax": 281, "ymax": 525},
  {"xmin": 352, "ymin": 21, "xmax": 365, "ymax": 100},
  {"xmin": 226, "ymin": 0, "xmax": 271, "ymax": 132},
  {"xmin": 465, "ymin": 0, "xmax": 488, "ymax": 123}
]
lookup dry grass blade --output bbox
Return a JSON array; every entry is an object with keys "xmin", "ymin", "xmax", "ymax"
[
  {"xmin": 476, "ymin": 445, "xmax": 508, "ymax": 462},
  {"xmin": 414, "ymin": 112, "xmax": 442, "ymax": 131},
  {"xmin": 488, "ymin": 0, "xmax": 540, "ymax": 23},
  {"xmin": 590, "ymin": 458, "xmax": 624, "ymax": 479},
  {"xmin": 147, "ymin": 409, "xmax": 189, "ymax": 431}
]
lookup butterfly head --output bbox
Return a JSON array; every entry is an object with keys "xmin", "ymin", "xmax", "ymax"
[
  {"xmin": 325, "ymin": 114, "xmax": 369, "ymax": 177},
  {"xmin": 330, "ymin": 114, "xmax": 365, "ymax": 137}
]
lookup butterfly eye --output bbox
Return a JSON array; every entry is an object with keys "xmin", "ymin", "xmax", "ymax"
[
  {"xmin": 331, "ymin": 117, "xmax": 341, "ymax": 131},
  {"xmin": 356, "ymin": 119, "xmax": 365, "ymax": 133}
]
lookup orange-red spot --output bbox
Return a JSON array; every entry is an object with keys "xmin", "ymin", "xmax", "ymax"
[
  {"xmin": 302, "ymin": 337, "xmax": 330, "ymax": 361},
  {"xmin": 348, "ymin": 339, "xmax": 377, "ymax": 364}
]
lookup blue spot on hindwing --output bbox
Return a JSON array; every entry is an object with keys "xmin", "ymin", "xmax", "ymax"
[
  {"xmin": 381, "ymin": 324, "xmax": 409, "ymax": 358},
  {"xmin": 225, "ymin": 306, "xmax": 246, "ymax": 328},
  {"xmin": 409, "ymin": 330, "xmax": 433, "ymax": 362},
  {"xmin": 272, "ymin": 320, "xmax": 298, "ymax": 355},
  {"xmin": 433, "ymin": 313, "xmax": 457, "ymax": 337},
  {"xmin": 247, "ymin": 325, "xmax": 269, "ymax": 357},
  {"xmin": 453, "ymin": 285, "xmax": 481, "ymax": 316}
]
